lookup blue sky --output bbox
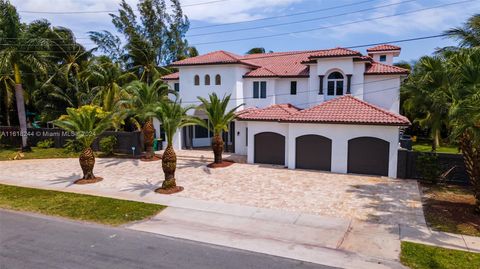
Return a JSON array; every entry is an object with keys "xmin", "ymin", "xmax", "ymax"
[{"xmin": 11, "ymin": 0, "xmax": 480, "ymax": 62}]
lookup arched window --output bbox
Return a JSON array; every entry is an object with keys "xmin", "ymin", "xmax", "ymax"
[
  {"xmin": 215, "ymin": 74, "xmax": 221, "ymax": 85},
  {"xmin": 205, "ymin": 75, "xmax": 210, "ymax": 85},
  {"xmin": 327, "ymin": 71, "xmax": 344, "ymax": 96},
  {"xmin": 194, "ymin": 75, "xmax": 200, "ymax": 85}
]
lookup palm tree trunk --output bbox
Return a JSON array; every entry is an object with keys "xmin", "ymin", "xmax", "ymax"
[
  {"xmin": 142, "ymin": 119, "xmax": 155, "ymax": 159},
  {"xmin": 13, "ymin": 64, "xmax": 28, "ymax": 151},
  {"xmin": 459, "ymin": 132, "xmax": 480, "ymax": 213},
  {"xmin": 161, "ymin": 144, "xmax": 177, "ymax": 189},
  {"xmin": 79, "ymin": 147, "xmax": 96, "ymax": 180},
  {"xmin": 212, "ymin": 133, "xmax": 224, "ymax": 164}
]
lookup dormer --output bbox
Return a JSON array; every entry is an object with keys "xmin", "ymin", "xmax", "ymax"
[{"xmin": 366, "ymin": 44, "xmax": 401, "ymax": 66}]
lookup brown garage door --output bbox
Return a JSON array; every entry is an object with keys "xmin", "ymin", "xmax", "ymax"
[
  {"xmin": 296, "ymin": 135, "xmax": 332, "ymax": 171},
  {"xmin": 254, "ymin": 132, "xmax": 285, "ymax": 165},
  {"xmin": 347, "ymin": 137, "xmax": 389, "ymax": 176}
]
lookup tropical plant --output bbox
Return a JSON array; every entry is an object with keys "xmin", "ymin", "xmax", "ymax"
[
  {"xmin": 195, "ymin": 93, "xmax": 242, "ymax": 164},
  {"xmin": 53, "ymin": 105, "xmax": 113, "ymax": 183},
  {"xmin": 401, "ymin": 55, "xmax": 451, "ymax": 151},
  {"xmin": 447, "ymin": 48, "xmax": 480, "ymax": 212},
  {"xmin": 246, "ymin": 47, "xmax": 266, "ymax": 54},
  {"xmin": 445, "ymin": 14, "xmax": 480, "ymax": 48},
  {"xmin": 99, "ymin": 135, "xmax": 117, "ymax": 156},
  {"xmin": 125, "ymin": 79, "xmax": 173, "ymax": 159},
  {"xmin": 0, "ymin": 68, "xmax": 15, "ymax": 126},
  {"xmin": 0, "ymin": 0, "xmax": 49, "ymax": 150},
  {"xmin": 36, "ymin": 139, "xmax": 54, "ymax": 148},
  {"xmin": 153, "ymin": 99, "xmax": 195, "ymax": 192}
]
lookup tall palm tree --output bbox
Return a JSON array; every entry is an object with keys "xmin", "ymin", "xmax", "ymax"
[
  {"xmin": 86, "ymin": 59, "xmax": 136, "ymax": 112},
  {"xmin": 153, "ymin": 99, "xmax": 195, "ymax": 193},
  {"xmin": 401, "ymin": 56, "xmax": 451, "ymax": 151},
  {"xmin": 196, "ymin": 93, "xmax": 242, "ymax": 164},
  {"xmin": 447, "ymin": 48, "xmax": 480, "ymax": 212},
  {"xmin": 0, "ymin": 0, "xmax": 48, "ymax": 150},
  {"xmin": 53, "ymin": 105, "xmax": 113, "ymax": 184},
  {"xmin": 445, "ymin": 14, "xmax": 480, "ymax": 48},
  {"xmin": 125, "ymin": 79, "xmax": 173, "ymax": 159},
  {"xmin": 0, "ymin": 70, "xmax": 15, "ymax": 126}
]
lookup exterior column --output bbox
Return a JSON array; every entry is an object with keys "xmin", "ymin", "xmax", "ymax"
[
  {"xmin": 318, "ymin": 75, "xmax": 324, "ymax": 95},
  {"xmin": 346, "ymin": 74, "xmax": 352, "ymax": 94}
]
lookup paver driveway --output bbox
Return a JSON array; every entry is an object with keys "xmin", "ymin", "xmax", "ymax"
[{"xmin": 0, "ymin": 150, "xmax": 423, "ymax": 225}]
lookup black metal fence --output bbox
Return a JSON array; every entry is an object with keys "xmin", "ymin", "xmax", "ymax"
[
  {"xmin": 0, "ymin": 126, "xmax": 144, "ymax": 155},
  {"xmin": 397, "ymin": 149, "xmax": 469, "ymax": 185}
]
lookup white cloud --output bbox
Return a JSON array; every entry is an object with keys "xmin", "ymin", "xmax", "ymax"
[{"xmin": 316, "ymin": 0, "xmax": 480, "ymax": 39}]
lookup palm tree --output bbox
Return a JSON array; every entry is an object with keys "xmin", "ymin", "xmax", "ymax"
[
  {"xmin": 153, "ymin": 99, "xmax": 195, "ymax": 193},
  {"xmin": 125, "ymin": 79, "xmax": 173, "ymax": 159},
  {"xmin": 401, "ymin": 56, "xmax": 451, "ymax": 151},
  {"xmin": 447, "ymin": 48, "xmax": 480, "ymax": 212},
  {"xmin": 196, "ymin": 93, "xmax": 242, "ymax": 164},
  {"xmin": 0, "ymin": 69, "xmax": 15, "ymax": 126},
  {"xmin": 53, "ymin": 105, "xmax": 113, "ymax": 184},
  {"xmin": 0, "ymin": 1, "xmax": 48, "ymax": 150},
  {"xmin": 445, "ymin": 14, "xmax": 480, "ymax": 48}
]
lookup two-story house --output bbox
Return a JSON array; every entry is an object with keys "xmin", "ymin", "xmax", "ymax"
[{"xmin": 161, "ymin": 44, "xmax": 410, "ymax": 178}]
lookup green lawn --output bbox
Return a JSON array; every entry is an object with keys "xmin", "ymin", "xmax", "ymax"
[
  {"xmin": 0, "ymin": 184, "xmax": 165, "ymax": 226},
  {"xmin": 401, "ymin": 241, "xmax": 480, "ymax": 269},
  {"xmin": 412, "ymin": 143, "xmax": 460, "ymax": 154},
  {"xmin": 0, "ymin": 147, "xmax": 79, "ymax": 161}
]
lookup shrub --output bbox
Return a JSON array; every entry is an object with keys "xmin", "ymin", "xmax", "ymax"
[
  {"xmin": 64, "ymin": 139, "xmax": 83, "ymax": 153},
  {"xmin": 416, "ymin": 153, "xmax": 441, "ymax": 184},
  {"xmin": 99, "ymin": 136, "xmax": 117, "ymax": 156},
  {"xmin": 37, "ymin": 139, "xmax": 54, "ymax": 148}
]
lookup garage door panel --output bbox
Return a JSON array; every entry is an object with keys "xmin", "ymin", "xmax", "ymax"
[
  {"xmin": 254, "ymin": 132, "xmax": 285, "ymax": 165},
  {"xmin": 295, "ymin": 135, "xmax": 332, "ymax": 171},
  {"xmin": 348, "ymin": 137, "xmax": 389, "ymax": 176}
]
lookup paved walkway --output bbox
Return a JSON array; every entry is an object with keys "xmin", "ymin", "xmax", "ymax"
[
  {"xmin": 0, "ymin": 151, "xmax": 478, "ymax": 268},
  {"xmin": 0, "ymin": 150, "xmax": 425, "ymax": 225}
]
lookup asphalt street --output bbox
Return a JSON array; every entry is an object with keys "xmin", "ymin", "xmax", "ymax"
[{"xmin": 0, "ymin": 210, "xmax": 337, "ymax": 269}]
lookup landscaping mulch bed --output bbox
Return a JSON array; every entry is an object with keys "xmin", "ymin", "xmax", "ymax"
[
  {"xmin": 420, "ymin": 183, "xmax": 480, "ymax": 237},
  {"xmin": 155, "ymin": 186, "xmax": 184, "ymax": 194},
  {"xmin": 74, "ymin": 177, "xmax": 103, "ymax": 184},
  {"xmin": 207, "ymin": 160, "xmax": 235, "ymax": 168},
  {"xmin": 140, "ymin": 154, "xmax": 162, "ymax": 162}
]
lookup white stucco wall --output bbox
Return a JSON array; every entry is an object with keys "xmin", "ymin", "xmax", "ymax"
[
  {"xmin": 243, "ymin": 121, "xmax": 400, "ymax": 178},
  {"xmin": 176, "ymin": 64, "xmax": 250, "ymax": 113},
  {"xmin": 243, "ymin": 78, "xmax": 276, "ymax": 108},
  {"xmin": 274, "ymin": 78, "xmax": 309, "ymax": 108},
  {"xmin": 364, "ymin": 75, "xmax": 401, "ymax": 113},
  {"xmin": 234, "ymin": 121, "xmax": 248, "ymax": 155}
]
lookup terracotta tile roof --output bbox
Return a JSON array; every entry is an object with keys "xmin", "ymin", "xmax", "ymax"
[
  {"xmin": 367, "ymin": 44, "xmax": 401, "ymax": 52},
  {"xmin": 236, "ymin": 104, "xmax": 301, "ymax": 121},
  {"xmin": 307, "ymin": 47, "xmax": 362, "ymax": 58},
  {"xmin": 169, "ymin": 50, "xmax": 252, "ymax": 66},
  {"xmin": 161, "ymin": 72, "xmax": 179, "ymax": 80},
  {"xmin": 285, "ymin": 95, "xmax": 410, "ymax": 126},
  {"xmin": 237, "ymin": 96, "xmax": 410, "ymax": 126},
  {"xmin": 365, "ymin": 62, "xmax": 409, "ymax": 75},
  {"xmin": 169, "ymin": 47, "xmax": 405, "ymax": 77}
]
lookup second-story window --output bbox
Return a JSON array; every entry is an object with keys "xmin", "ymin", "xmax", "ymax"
[
  {"xmin": 290, "ymin": 81, "xmax": 297, "ymax": 95},
  {"xmin": 253, "ymin": 81, "xmax": 267, "ymax": 99},
  {"xmin": 174, "ymin": 82, "xmax": 180, "ymax": 92},
  {"xmin": 194, "ymin": 75, "xmax": 200, "ymax": 85},
  {"xmin": 205, "ymin": 75, "xmax": 210, "ymax": 85},
  {"xmin": 215, "ymin": 74, "xmax": 221, "ymax": 85},
  {"xmin": 379, "ymin": 55, "xmax": 387, "ymax": 62},
  {"xmin": 327, "ymin": 72, "xmax": 344, "ymax": 96}
]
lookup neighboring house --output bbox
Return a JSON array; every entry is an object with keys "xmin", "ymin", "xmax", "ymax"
[{"xmin": 161, "ymin": 44, "xmax": 410, "ymax": 178}]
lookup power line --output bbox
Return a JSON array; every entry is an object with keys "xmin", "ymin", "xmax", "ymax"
[
  {"xmin": 189, "ymin": 0, "xmax": 475, "ymax": 46},
  {"xmin": 0, "ymin": 33, "xmax": 448, "ymax": 56},
  {"xmin": 188, "ymin": 0, "xmax": 416, "ymax": 36},
  {"xmin": 190, "ymin": 0, "xmax": 380, "ymax": 30},
  {"xmin": 18, "ymin": 0, "xmax": 230, "ymax": 14}
]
